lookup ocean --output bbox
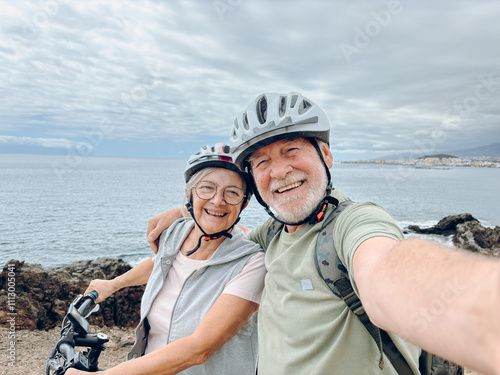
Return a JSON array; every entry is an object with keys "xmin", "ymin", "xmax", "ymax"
[{"xmin": 1, "ymin": 154, "xmax": 499, "ymax": 268}]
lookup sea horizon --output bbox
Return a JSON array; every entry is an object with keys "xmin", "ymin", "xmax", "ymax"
[{"xmin": 2, "ymin": 153, "xmax": 499, "ymax": 268}]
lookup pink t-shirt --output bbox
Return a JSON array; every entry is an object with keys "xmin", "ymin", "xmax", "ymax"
[{"xmin": 145, "ymin": 251, "xmax": 266, "ymax": 353}]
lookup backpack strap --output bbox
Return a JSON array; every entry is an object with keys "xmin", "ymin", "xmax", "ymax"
[
  {"xmin": 265, "ymin": 219, "xmax": 284, "ymax": 248},
  {"xmin": 315, "ymin": 200, "xmax": 415, "ymax": 374}
]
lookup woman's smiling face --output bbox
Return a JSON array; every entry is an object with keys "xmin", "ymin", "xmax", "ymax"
[{"xmin": 189, "ymin": 168, "xmax": 244, "ymax": 234}]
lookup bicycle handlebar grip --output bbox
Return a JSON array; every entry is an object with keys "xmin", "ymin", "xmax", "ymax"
[
  {"xmin": 88, "ymin": 291, "xmax": 98, "ymax": 301},
  {"xmin": 77, "ymin": 292, "xmax": 99, "ymax": 317}
]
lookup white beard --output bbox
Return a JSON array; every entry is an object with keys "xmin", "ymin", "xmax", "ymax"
[{"xmin": 265, "ymin": 168, "xmax": 328, "ymax": 223}]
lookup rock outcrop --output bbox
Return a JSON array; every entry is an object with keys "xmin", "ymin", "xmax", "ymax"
[
  {"xmin": 453, "ymin": 221, "xmax": 500, "ymax": 256},
  {"xmin": 0, "ymin": 258, "xmax": 144, "ymax": 330},
  {"xmin": 406, "ymin": 214, "xmax": 500, "ymax": 256},
  {"xmin": 406, "ymin": 213, "xmax": 479, "ymax": 236}
]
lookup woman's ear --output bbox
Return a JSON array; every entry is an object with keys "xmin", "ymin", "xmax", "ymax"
[{"xmin": 242, "ymin": 200, "xmax": 249, "ymax": 210}]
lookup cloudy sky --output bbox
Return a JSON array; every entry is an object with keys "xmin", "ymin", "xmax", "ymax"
[{"xmin": 1, "ymin": 0, "xmax": 499, "ymax": 161}]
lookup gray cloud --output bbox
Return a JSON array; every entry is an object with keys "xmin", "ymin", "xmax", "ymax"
[
  {"xmin": 0, "ymin": 135, "xmax": 87, "ymax": 149},
  {"xmin": 1, "ymin": 0, "xmax": 499, "ymax": 159}
]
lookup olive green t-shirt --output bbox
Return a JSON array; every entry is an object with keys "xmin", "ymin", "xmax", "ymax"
[{"xmin": 249, "ymin": 189, "xmax": 420, "ymax": 374}]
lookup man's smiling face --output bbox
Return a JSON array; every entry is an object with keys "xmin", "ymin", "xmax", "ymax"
[{"xmin": 249, "ymin": 137, "xmax": 332, "ymax": 223}]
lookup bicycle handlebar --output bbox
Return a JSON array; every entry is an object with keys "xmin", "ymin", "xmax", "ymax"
[
  {"xmin": 46, "ymin": 292, "xmax": 109, "ymax": 375},
  {"xmin": 77, "ymin": 292, "xmax": 97, "ymax": 316}
]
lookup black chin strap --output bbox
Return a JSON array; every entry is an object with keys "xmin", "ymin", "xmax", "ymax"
[
  {"xmin": 246, "ymin": 138, "xmax": 338, "ymax": 227},
  {"xmin": 309, "ymin": 195, "xmax": 339, "ymax": 224},
  {"xmin": 184, "ymin": 196, "xmax": 240, "ymax": 257}
]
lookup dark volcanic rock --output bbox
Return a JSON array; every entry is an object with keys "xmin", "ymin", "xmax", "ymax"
[
  {"xmin": 406, "ymin": 213, "xmax": 479, "ymax": 235},
  {"xmin": 453, "ymin": 221, "xmax": 500, "ymax": 256},
  {"xmin": 0, "ymin": 258, "xmax": 144, "ymax": 331},
  {"xmin": 406, "ymin": 213, "xmax": 499, "ymax": 257}
]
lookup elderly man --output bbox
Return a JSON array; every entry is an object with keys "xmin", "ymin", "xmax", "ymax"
[{"xmin": 147, "ymin": 92, "xmax": 500, "ymax": 375}]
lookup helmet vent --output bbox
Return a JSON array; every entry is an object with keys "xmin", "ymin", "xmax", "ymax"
[
  {"xmin": 256, "ymin": 96, "xmax": 267, "ymax": 124},
  {"xmin": 233, "ymin": 118, "xmax": 239, "ymax": 129},
  {"xmin": 279, "ymin": 96, "xmax": 286, "ymax": 117},
  {"xmin": 290, "ymin": 94, "xmax": 298, "ymax": 108},
  {"xmin": 298, "ymin": 99, "xmax": 312, "ymax": 115},
  {"xmin": 243, "ymin": 112, "xmax": 249, "ymax": 130}
]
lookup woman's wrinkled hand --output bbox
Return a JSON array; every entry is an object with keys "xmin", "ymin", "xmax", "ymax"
[{"xmin": 84, "ymin": 279, "xmax": 116, "ymax": 303}]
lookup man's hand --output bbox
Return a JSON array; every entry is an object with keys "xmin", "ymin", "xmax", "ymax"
[
  {"xmin": 84, "ymin": 279, "xmax": 117, "ymax": 303},
  {"xmin": 238, "ymin": 223, "xmax": 250, "ymax": 236},
  {"xmin": 147, "ymin": 207, "xmax": 184, "ymax": 253}
]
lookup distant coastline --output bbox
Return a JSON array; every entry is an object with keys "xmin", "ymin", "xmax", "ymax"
[{"xmin": 341, "ymin": 155, "xmax": 500, "ymax": 168}]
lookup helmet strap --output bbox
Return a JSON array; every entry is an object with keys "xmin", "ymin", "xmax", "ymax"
[
  {"xmin": 307, "ymin": 137, "xmax": 333, "ymax": 196},
  {"xmin": 184, "ymin": 195, "xmax": 241, "ymax": 257}
]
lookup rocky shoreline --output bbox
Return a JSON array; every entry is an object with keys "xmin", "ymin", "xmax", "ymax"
[
  {"xmin": 0, "ymin": 257, "xmax": 145, "ymax": 331},
  {"xmin": 404, "ymin": 213, "xmax": 500, "ymax": 257},
  {"xmin": 1, "ymin": 213, "xmax": 498, "ymax": 374}
]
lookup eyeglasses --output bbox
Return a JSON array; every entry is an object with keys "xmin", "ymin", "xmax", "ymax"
[{"xmin": 194, "ymin": 181, "xmax": 245, "ymax": 205}]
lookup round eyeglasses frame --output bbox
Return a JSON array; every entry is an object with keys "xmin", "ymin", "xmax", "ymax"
[{"xmin": 194, "ymin": 181, "xmax": 245, "ymax": 206}]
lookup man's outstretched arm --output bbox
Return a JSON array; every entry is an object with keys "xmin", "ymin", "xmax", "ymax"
[
  {"xmin": 354, "ymin": 237, "xmax": 500, "ymax": 375},
  {"xmin": 146, "ymin": 207, "xmax": 252, "ymax": 253},
  {"xmin": 147, "ymin": 207, "xmax": 186, "ymax": 253}
]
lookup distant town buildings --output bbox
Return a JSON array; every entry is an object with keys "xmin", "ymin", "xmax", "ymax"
[{"xmin": 344, "ymin": 154, "xmax": 500, "ymax": 168}]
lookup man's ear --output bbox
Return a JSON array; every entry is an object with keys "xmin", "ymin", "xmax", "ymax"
[{"xmin": 320, "ymin": 142, "xmax": 333, "ymax": 169}]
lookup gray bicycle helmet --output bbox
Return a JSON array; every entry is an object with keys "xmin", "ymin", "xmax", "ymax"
[{"xmin": 229, "ymin": 92, "xmax": 331, "ymax": 169}]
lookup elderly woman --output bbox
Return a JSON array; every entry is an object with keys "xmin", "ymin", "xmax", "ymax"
[{"xmin": 68, "ymin": 143, "xmax": 265, "ymax": 375}]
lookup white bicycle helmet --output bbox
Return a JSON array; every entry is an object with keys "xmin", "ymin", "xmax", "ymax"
[
  {"xmin": 229, "ymin": 92, "xmax": 331, "ymax": 169},
  {"xmin": 184, "ymin": 143, "xmax": 242, "ymax": 183},
  {"xmin": 229, "ymin": 92, "xmax": 337, "ymax": 227}
]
